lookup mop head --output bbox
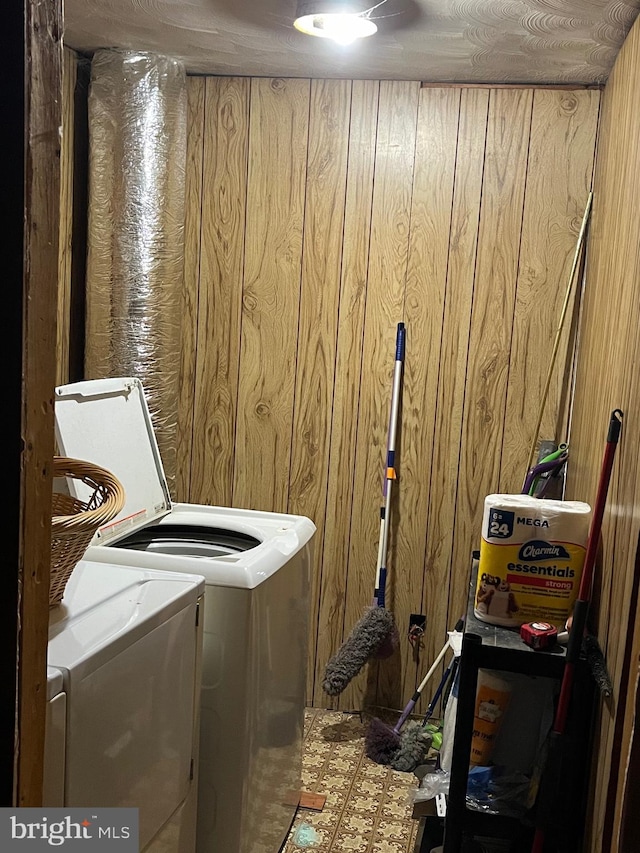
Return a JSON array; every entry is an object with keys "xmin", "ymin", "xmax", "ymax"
[
  {"xmin": 322, "ymin": 607, "xmax": 395, "ymax": 696},
  {"xmin": 365, "ymin": 717, "xmax": 432, "ymax": 772},
  {"xmin": 374, "ymin": 621, "xmax": 400, "ymax": 658},
  {"xmin": 390, "ymin": 723, "xmax": 433, "ymax": 773}
]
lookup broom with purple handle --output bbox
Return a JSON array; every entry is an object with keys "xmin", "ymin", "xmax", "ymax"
[
  {"xmin": 365, "ymin": 618, "xmax": 464, "ymax": 769},
  {"xmin": 322, "ymin": 323, "xmax": 405, "ymax": 696}
]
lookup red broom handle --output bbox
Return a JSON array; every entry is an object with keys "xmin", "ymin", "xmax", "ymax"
[
  {"xmin": 554, "ymin": 408, "xmax": 623, "ymax": 732},
  {"xmin": 577, "ymin": 409, "xmax": 624, "ymax": 602},
  {"xmin": 531, "ymin": 409, "xmax": 623, "ymax": 853}
]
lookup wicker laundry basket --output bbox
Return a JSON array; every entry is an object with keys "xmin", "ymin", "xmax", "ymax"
[{"xmin": 50, "ymin": 456, "xmax": 126, "ymax": 606}]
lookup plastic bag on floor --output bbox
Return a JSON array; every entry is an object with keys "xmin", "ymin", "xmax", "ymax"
[
  {"xmin": 413, "ymin": 768, "xmax": 450, "ymax": 800},
  {"xmin": 466, "ymin": 765, "xmax": 531, "ymax": 818}
]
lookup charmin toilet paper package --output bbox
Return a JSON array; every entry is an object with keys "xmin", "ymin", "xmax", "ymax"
[{"xmin": 474, "ymin": 494, "xmax": 592, "ymax": 629}]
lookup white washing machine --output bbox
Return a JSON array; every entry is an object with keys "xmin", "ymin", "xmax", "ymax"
[
  {"xmin": 54, "ymin": 377, "xmax": 316, "ymax": 853},
  {"xmin": 45, "ymin": 559, "xmax": 205, "ymax": 853}
]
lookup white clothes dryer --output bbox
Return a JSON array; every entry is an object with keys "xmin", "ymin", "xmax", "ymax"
[
  {"xmin": 45, "ymin": 559, "xmax": 205, "ymax": 853},
  {"xmin": 44, "ymin": 666, "xmax": 66, "ymax": 808},
  {"xmin": 54, "ymin": 377, "xmax": 316, "ymax": 853}
]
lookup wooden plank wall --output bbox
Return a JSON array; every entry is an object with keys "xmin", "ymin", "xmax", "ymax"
[
  {"xmin": 56, "ymin": 49, "xmax": 76, "ymax": 388},
  {"xmin": 178, "ymin": 78, "xmax": 601, "ymax": 718},
  {"xmin": 20, "ymin": 0, "xmax": 63, "ymax": 805},
  {"xmin": 563, "ymin": 14, "xmax": 640, "ymax": 853}
]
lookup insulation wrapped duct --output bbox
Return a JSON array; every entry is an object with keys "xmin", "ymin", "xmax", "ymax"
[{"xmin": 85, "ymin": 50, "xmax": 187, "ymax": 494}]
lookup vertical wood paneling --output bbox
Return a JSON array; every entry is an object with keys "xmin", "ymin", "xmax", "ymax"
[
  {"xmin": 56, "ymin": 49, "xmax": 76, "ymax": 388},
  {"xmin": 21, "ymin": 0, "xmax": 63, "ymax": 805},
  {"xmin": 171, "ymin": 78, "xmax": 599, "ymax": 734},
  {"xmin": 342, "ymin": 80, "xmax": 420, "ymax": 712},
  {"xmin": 312, "ymin": 80, "xmax": 379, "ymax": 708},
  {"xmin": 287, "ymin": 79, "xmax": 352, "ymax": 701},
  {"xmin": 426, "ymin": 87, "xmax": 489, "ymax": 689},
  {"xmin": 605, "ymin": 417, "xmax": 640, "ymax": 851},
  {"xmin": 401, "ymin": 87, "xmax": 460, "ymax": 709},
  {"xmin": 587, "ymin": 45, "xmax": 640, "ymax": 755},
  {"xmin": 176, "ymin": 76, "xmax": 205, "ymax": 502},
  {"xmin": 62, "ymin": 64, "xmax": 621, "ymax": 836},
  {"xmin": 448, "ymin": 89, "xmax": 534, "ymax": 627},
  {"xmin": 191, "ymin": 78, "xmax": 249, "ymax": 506},
  {"xmin": 233, "ymin": 78, "xmax": 310, "ymax": 512},
  {"xmin": 565, "ymin": 18, "xmax": 640, "ymax": 851},
  {"xmin": 615, "ymin": 536, "xmax": 640, "ymax": 851},
  {"xmin": 499, "ymin": 89, "xmax": 600, "ymax": 495}
]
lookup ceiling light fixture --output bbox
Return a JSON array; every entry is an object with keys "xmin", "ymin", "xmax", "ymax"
[{"xmin": 293, "ymin": 0, "xmax": 378, "ymax": 45}]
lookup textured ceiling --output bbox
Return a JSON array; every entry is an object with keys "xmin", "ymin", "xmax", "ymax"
[{"xmin": 63, "ymin": 0, "xmax": 640, "ymax": 84}]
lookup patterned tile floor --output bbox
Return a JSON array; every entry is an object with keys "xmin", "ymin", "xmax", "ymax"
[{"xmin": 281, "ymin": 709, "xmax": 421, "ymax": 853}]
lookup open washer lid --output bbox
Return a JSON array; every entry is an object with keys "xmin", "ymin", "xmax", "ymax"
[{"xmin": 55, "ymin": 377, "xmax": 171, "ymax": 543}]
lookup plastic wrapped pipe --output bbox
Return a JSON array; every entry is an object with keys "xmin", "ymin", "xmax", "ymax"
[{"xmin": 85, "ymin": 50, "xmax": 187, "ymax": 494}]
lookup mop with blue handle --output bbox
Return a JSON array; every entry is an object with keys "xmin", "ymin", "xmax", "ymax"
[{"xmin": 322, "ymin": 322, "xmax": 405, "ymax": 697}]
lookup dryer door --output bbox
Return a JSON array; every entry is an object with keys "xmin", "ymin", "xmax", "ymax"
[{"xmin": 43, "ymin": 667, "xmax": 66, "ymax": 807}]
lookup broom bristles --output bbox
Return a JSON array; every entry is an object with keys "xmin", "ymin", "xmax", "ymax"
[
  {"xmin": 583, "ymin": 633, "xmax": 613, "ymax": 696},
  {"xmin": 364, "ymin": 716, "xmax": 401, "ymax": 764},
  {"xmin": 322, "ymin": 606, "xmax": 395, "ymax": 696},
  {"xmin": 365, "ymin": 718, "xmax": 433, "ymax": 771}
]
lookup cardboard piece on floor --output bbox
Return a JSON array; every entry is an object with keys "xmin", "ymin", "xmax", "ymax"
[
  {"xmin": 412, "ymin": 794, "xmax": 446, "ymax": 820},
  {"xmin": 284, "ymin": 791, "xmax": 326, "ymax": 811},
  {"xmin": 299, "ymin": 792, "xmax": 326, "ymax": 810}
]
